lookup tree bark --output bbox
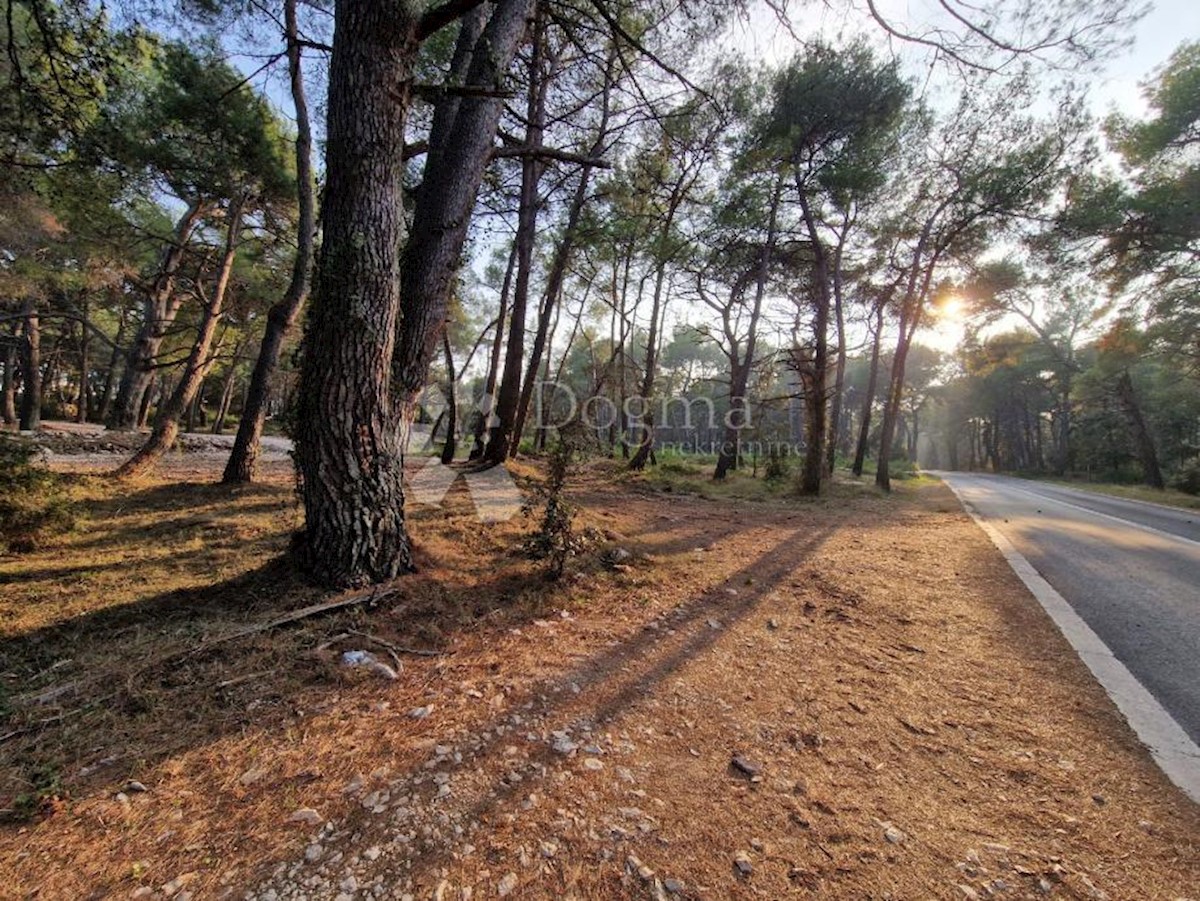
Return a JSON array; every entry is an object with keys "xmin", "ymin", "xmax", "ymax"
[
  {"xmin": 117, "ymin": 197, "xmax": 246, "ymax": 478},
  {"xmin": 824, "ymin": 216, "xmax": 852, "ymax": 476},
  {"xmin": 3, "ymin": 334, "xmax": 19, "ymax": 425},
  {"xmin": 96, "ymin": 302, "xmax": 127, "ymax": 424},
  {"xmin": 108, "ymin": 199, "xmax": 208, "ymax": 429},
  {"xmin": 394, "ymin": 0, "xmax": 535, "ymax": 409},
  {"xmin": 484, "ymin": 7, "xmax": 547, "ymax": 464},
  {"xmin": 1114, "ymin": 370, "xmax": 1165, "ymax": 489},
  {"xmin": 797, "ymin": 190, "xmax": 830, "ymax": 496},
  {"xmin": 440, "ymin": 331, "xmax": 458, "ymax": 465},
  {"xmin": 513, "ymin": 48, "xmax": 614, "ymax": 450},
  {"xmin": 76, "ymin": 295, "xmax": 89, "ymax": 423},
  {"xmin": 293, "ymin": 0, "xmax": 420, "ymax": 587},
  {"xmin": 223, "ymin": 0, "xmax": 316, "ymax": 483},
  {"xmin": 18, "ymin": 297, "xmax": 40, "ymax": 432}
]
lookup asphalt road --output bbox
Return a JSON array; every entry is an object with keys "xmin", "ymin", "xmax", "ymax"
[{"xmin": 937, "ymin": 472, "xmax": 1200, "ymax": 746}]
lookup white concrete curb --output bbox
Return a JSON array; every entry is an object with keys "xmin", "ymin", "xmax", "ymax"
[{"xmin": 942, "ymin": 478, "xmax": 1200, "ymax": 804}]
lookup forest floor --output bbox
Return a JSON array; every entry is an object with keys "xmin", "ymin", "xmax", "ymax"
[{"xmin": 0, "ymin": 449, "xmax": 1198, "ymax": 901}]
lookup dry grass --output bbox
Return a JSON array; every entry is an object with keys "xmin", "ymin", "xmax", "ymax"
[
  {"xmin": 0, "ymin": 457, "xmax": 1197, "ymax": 900},
  {"xmin": 1042, "ymin": 478, "xmax": 1200, "ymax": 511}
]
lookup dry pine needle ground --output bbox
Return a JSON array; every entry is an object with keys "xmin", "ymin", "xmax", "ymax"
[{"xmin": 0, "ymin": 459, "xmax": 1196, "ymax": 900}]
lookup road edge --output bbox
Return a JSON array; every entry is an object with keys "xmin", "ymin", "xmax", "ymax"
[{"xmin": 940, "ymin": 476, "xmax": 1200, "ymax": 804}]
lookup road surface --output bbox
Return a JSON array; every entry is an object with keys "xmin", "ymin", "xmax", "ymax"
[{"xmin": 937, "ymin": 472, "xmax": 1200, "ymax": 747}]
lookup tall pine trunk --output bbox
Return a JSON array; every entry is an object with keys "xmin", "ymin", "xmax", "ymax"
[
  {"xmin": 108, "ymin": 200, "xmax": 207, "ymax": 429},
  {"xmin": 118, "ymin": 197, "xmax": 245, "ymax": 478},
  {"xmin": 485, "ymin": 9, "xmax": 547, "ymax": 464},
  {"xmin": 3, "ymin": 335, "xmax": 18, "ymax": 425},
  {"xmin": 223, "ymin": 0, "xmax": 316, "ymax": 483},
  {"xmin": 18, "ymin": 297, "xmax": 40, "ymax": 432},
  {"xmin": 1115, "ymin": 370, "xmax": 1165, "ymax": 489},
  {"xmin": 394, "ymin": 0, "xmax": 535, "ymax": 409},
  {"xmin": 851, "ymin": 303, "xmax": 884, "ymax": 477},
  {"xmin": 797, "ymin": 192, "xmax": 829, "ymax": 496},
  {"xmin": 293, "ymin": 0, "xmax": 420, "ymax": 587},
  {"xmin": 470, "ymin": 241, "xmax": 516, "ymax": 460}
]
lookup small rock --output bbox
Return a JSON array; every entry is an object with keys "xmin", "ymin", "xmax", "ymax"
[
  {"xmin": 125, "ymin": 781, "xmax": 149, "ymax": 794},
  {"xmin": 627, "ymin": 854, "xmax": 655, "ymax": 882},
  {"xmin": 731, "ymin": 755, "xmax": 763, "ymax": 779},
  {"xmin": 130, "ymin": 889, "xmax": 153, "ymax": 899},
  {"xmin": 540, "ymin": 841, "xmax": 558, "ymax": 858},
  {"xmin": 733, "ymin": 851, "xmax": 753, "ymax": 877},
  {"xmin": 552, "ymin": 736, "xmax": 578, "ymax": 755},
  {"xmin": 239, "ymin": 768, "xmax": 266, "ymax": 786},
  {"xmin": 497, "ymin": 873, "xmax": 519, "ymax": 896},
  {"xmin": 304, "ymin": 843, "xmax": 324, "ymax": 863},
  {"xmin": 767, "ymin": 618, "xmax": 780, "ymax": 630},
  {"xmin": 159, "ymin": 873, "xmax": 196, "ymax": 897},
  {"xmin": 956, "ymin": 886, "xmax": 979, "ymax": 900},
  {"xmin": 289, "ymin": 808, "xmax": 322, "ymax": 826},
  {"xmin": 408, "ymin": 706, "xmax": 433, "ymax": 719},
  {"xmin": 583, "ymin": 758, "xmax": 604, "ymax": 771},
  {"xmin": 881, "ymin": 822, "xmax": 907, "ymax": 845},
  {"xmin": 663, "ymin": 878, "xmax": 685, "ymax": 894},
  {"xmin": 1091, "ymin": 793, "xmax": 1106, "ymax": 806},
  {"xmin": 707, "ymin": 618, "xmax": 722, "ymax": 629}
]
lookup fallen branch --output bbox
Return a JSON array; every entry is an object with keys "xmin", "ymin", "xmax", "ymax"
[{"xmin": 15, "ymin": 587, "xmax": 404, "ymax": 707}]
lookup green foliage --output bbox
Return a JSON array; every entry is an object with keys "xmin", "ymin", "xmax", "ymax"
[
  {"xmin": 762, "ymin": 41, "xmax": 911, "ymax": 205},
  {"xmin": 88, "ymin": 39, "xmax": 295, "ymax": 204},
  {"xmin": 0, "ymin": 437, "xmax": 73, "ymax": 554},
  {"xmin": 763, "ymin": 445, "xmax": 790, "ymax": 482},
  {"xmin": 523, "ymin": 438, "xmax": 582, "ymax": 581},
  {"xmin": 5, "ymin": 762, "xmax": 63, "ymax": 823},
  {"xmin": 1170, "ymin": 462, "xmax": 1200, "ymax": 496}
]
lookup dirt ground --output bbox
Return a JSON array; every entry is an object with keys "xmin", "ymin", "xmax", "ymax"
[{"xmin": 0, "ymin": 453, "xmax": 1197, "ymax": 900}]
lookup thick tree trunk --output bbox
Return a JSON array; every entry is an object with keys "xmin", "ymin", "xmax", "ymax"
[
  {"xmin": 394, "ymin": 0, "xmax": 535, "ymax": 407},
  {"xmin": 293, "ymin": 0, "xmax": 419, "ymax": 587},
  {"xmin": 108, "ymin": 200, "xmax": 207, "ymax": 429},
  {"xmin": 118, "ymin": 198, "xmax": 245, "ymax": 478},
  {"xmin": 1114, "ymin": 370, "xmax": 1165, "ymax": 489},
  {"xmin": 18, "ymin": 297, "xmax": 40, "ymax": 432},
  {"xmin": 223, "ymin": 0, "xmax": 316, "ymax": 483},
  {"xmin": 851, "ymin": 304, "xmax": 884, "ymax": 477}
]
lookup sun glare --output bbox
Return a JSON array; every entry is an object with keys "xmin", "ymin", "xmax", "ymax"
[{"xmin": 938, "ymin": 295, "xmax": 965, "ymax": 321}]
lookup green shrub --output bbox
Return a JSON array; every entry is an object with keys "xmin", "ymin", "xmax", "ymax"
[
  {"xmin": 1170, "ymin": 461, "xmax": 1200, "ymax": 496},
  {"xmin": 764, "ymin": 446, "xmax": 790, "ymax": 482},
  {"xmin": 523, "ymin": 428, "xmax": 595, "ymax": 579},
  {"xmin": 0, "ymin": 437, "xmax": 74, "ymax": 553}
]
